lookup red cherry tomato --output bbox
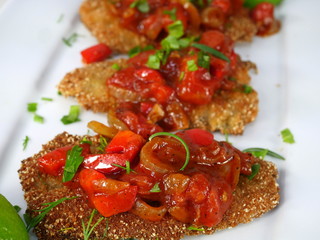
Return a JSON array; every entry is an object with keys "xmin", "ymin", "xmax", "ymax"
[{"xmin": 81, "ymin": 43, "xmax": 112, "ymax": 64}]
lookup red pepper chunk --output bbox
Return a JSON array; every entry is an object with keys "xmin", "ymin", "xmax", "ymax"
[
  {"xmin": 177, "ymin": 129, "xmax": 214, "ymax": 147},
  {"xmin": 79, "ymin": 169, "xmax": 138, "ymax": 217},
  {"xmin": 81, "ymin": 43, "xmax": 112, "ymax": 64},
  {"xmin": 38, "ymin": 144, "xmax": 91, "ymax": 176},
  {"xmin": 83, "ymin": 131, "xmax": 145, "ymax": 174},
  {"xmin": 92, "ymin": 186, "xmax": 138, "ymax": 217}
]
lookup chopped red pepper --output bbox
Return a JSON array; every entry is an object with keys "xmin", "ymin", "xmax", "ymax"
[
  {"xmin": 81, "ymin": 43, "xmax": 112, "ymax": 64},
  {"xmin": 38, "ymin": 144, "xmax": 90, "ymax": 176},
  {"xmin": 83, "ymin": 130, "xmax": 145, "ymax": 174},
  {"xmin": 177, "ymin": 129, "xmax": 214, "ymax": 147}
]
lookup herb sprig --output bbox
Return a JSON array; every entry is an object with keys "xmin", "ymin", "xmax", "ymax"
[
  {"xmin": 25, "ymin": 196, "xmax": 78, "ymax": 232},
  {"xmin": 82, "ymin": 209, "xmax": 105, "ymax": 240},
  {"xmin": 243, "ymin": 148, "xmax": 285, "ymax": 160},
  {"xmin": 149, "ymin": 132, "xmax": 190, "ymax": 171}
]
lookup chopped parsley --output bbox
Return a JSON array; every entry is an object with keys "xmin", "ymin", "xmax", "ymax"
[
  {"xmin": 97, "ymin": 135, "xmax": 108, "ymax": 153},
  {"xmin": 187, "ymin": 59, "xmax": 198, "ymax": 71},
  {"xmin": 149, "ymin": 132, "xmax": 190, "ymax": 171},
  {"xmin": 25, "ymin": 196, "xmax": 78, "ymax": 232},
  {"xmin": 61, "ymin": 105, "xmax": 81, "ymax": 125},
  {"xmin": 167, "ymin": 20, "xmax": 184, "ymax": 38},
  {"xmin": 13, "ymin": 205, "xmax": 21, "ymax": 213},
  {"xmin": 23, "ymin": 136, "xmax": 30, "ymax": 151},
  {"xmin": 62, "ymin": 33, "xmax": 80, "ymax": 47},
  {"xmin": 80, "ymin": 136, "xmax": 92, "ymax": 145},
  {"xmin": 247, "ymin": 163, "xmax": 261, "ymax": 180},
  {"xmin": 63, "ymin": 145, "xmax": 84, "ymax": 182},
  {"xmin": 130, "ymin": 0, "xmax": 150, "ymax": 13},
  {"xmin": 243, "ymin": 85, "xmax": 253, "ymax": 94},
  {"xmin": 281, "ymin": 128, "xmax": 295, "ymax": 144},
  {"xmin": 111, "ymin": 63, "xmax": 121, "ymax": 71},
  {"xmin": 149, "ymin": 182, "xmax": 161, "ymax": 192},
  {"xmin": 128, "ymin": 45, "xmax": 154, "ymax": 58},
  {"xmin": 27, "ymin": 103, "xmax": 37, "ymax": 113},
  {"xmin": 197, "ymin": 51, "xmax": 210, "ymax": 69}
]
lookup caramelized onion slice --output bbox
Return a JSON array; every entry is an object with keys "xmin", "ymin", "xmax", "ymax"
[
  {"xmin": 87, "ymin": 120, "xmax": 119, "ymax": 138},
  {"xmin": 130, "ymin": 199, "xmax": 167, "ymax": 221},
  {"xmin": 91, "ymin": 178, "xmax": 130, "ymax": 195}
]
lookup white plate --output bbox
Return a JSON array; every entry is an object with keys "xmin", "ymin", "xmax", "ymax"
[{"xmin": 0, "ymin": 0, "xmax": 319, "ymax": 239}]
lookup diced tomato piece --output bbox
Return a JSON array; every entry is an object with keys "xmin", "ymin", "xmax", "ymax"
[
  {"xmin": 81, "ymin": 43, "xmax": 112, "ymax": 64},
  {"xmin": 140, "ymin": 102, "xmax": 154, "ymax": 115},
  {"xmin": 91, "ymin": 185, "xmax": 138, "ymax": 217},
  {"xmin": 38, "ymin": 143, "xmax": 91, "ymax": 176},
  {"xmin": 251, "ymin": 2, "xmax": 274, "ymax": 24},
  {"xmin": 211, "ymin": 0, "xmax": 231, "ymax": 13},
  {"xmin": 83, "ymin": 131, "xmax": 145, "ymax": 174},
  {"xmin": 38, "ymin": 146, "xmax": 72, "ymax": 176},
  {"xmin": 177, "ymin": 129, "xmax": 214, "ymax": 147}
]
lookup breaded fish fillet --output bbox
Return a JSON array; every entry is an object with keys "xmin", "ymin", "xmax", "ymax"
[
  {"xmin": 19, "ymin": 133, "xmax": 279, "ymax": 240},
  {"xmin": 58, "ymin": 58, "xmax": 258, "ymax": 135},
  {"xmin": 18, "ymin": 132, "xmax": 280, "ymax": 240},
  {"xmin": 79, "ymin": 0, "xmax": 261, "ymax": 53}
]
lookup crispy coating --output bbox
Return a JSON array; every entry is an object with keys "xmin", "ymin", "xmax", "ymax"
[
  {"xmin": 18, "ymin": 132, "xmax": 280, "ymax": 240},
  {"xmin": 80, "ymin": 0, "xmax": 151, "ymax": 53},
  {"xmin": 79, "ymin": 0, "xmax": 260, "ymax": 53},
  {"xmin": 58, "ymin": 58, "xmax": 257, "ymax": 134}
]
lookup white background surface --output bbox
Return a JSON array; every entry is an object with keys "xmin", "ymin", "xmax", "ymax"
[{"xmin": 0, "ymin": 0, "xmax": 319, "ymax": 239}]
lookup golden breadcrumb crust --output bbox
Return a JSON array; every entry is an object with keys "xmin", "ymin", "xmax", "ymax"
[
  {"xmin": 19, "ymin": 132, "xmax": 279, "ymax": 240},
  {"xmin": 58, "ymin": 58, "xmax": 257, "ymax": 135},
  {"xmin": 79, "ymin": 0, "xmax": 261, "ymax": 53}
]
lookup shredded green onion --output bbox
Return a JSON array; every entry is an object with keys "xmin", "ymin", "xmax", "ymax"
[
  {"xmin": 149, "ymin": 132, "xmax": 190, "ymax": 171},
  {"xmin": 247, "ymin": 163, "xmax": 260, "ymax": 180}
]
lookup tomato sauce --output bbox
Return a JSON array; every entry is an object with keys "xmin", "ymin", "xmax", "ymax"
[
  {"xmin": 107, "ymin": 30, "xmax": 238, "ymax": 137},
  {"xmin": 37, "ymin": 129, "xmax": 255, "ymax": 227}
]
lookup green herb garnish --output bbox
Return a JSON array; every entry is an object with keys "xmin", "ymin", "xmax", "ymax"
[
  {"xmin": 27, "ymin": 102, "xmax": 37, "ymax": 112},
  {"xmin": 25, "ymin": 196, "xmax": 78, "ymax": 232},
  {"xmin": 34, "ymin": 114, "xmax": 44, "ymax": 124},
  {"xmin": 243, "ymin": 85, "xmax": 253, "ymax": 94},
  {"xmin": 111, "ymin": 63, "xmax": 121, "ymax": 71},
  {"xmin": 247, "ymin": 163, "xmax": 260, "ymax": 180},
  {"xmin": 281, "ymin": 128, "xmax": 295, "ymax": 144},
  {"xmin": 192, "ymin": 43, "xmax": 230, "ymax": 62},
  {"xmin": 150, "ymin": 182, "xmax": 161, "ymax": 192},
  {"xmin": 97, "ymin": 135, "xmax": 108, "ymax": 153},
  {"xmin": 82, "ymin": 209, "xmax": 105, "ymax": 240},
  {"xmin": 63, "ymin": 145, "xmax": 84, "ymax": 182},
  {"xmin": 243, "ymin": 0, "xmax": 283, "ymax": 9},
  {"xmin": 23, "ymin": 136, "xmax": 30, "ymax": 151},
  {"xmin": 167, "ymin": 20, "xmax": 184, "ymax": 38},
  {"xmin": 197, "ymin": 51, "xmax": 210, "ymax": 69},
  {"xmin": 130, "ymin": 0, "xmax": 150, "ymax": 13},
  {"xmin": 163, "ymin": 8, "xmax": 177, "ymax": 20},
  {"xmin": 128, "ymin": 45, "xmax": 154, "ymax": 58},
  {"xmin": 80, "ymin": 136, "xmax": 92, "ymax": 145},
  {"xmin": 187, "ymin": 225, "xmax": 205, "ymax": 231},
  {"xmin": 61, "ymin": 105, "xmax": 81, "ymax": 125},
  {"xmin": 243, "ymin": 148, "xmax": 285, "ymax": 160},
  {"xmin": 63, "ymin": 33, "xmax": 80, "ymax": 47},
  {"xmin": 111, "ymin": 161, "xmax": 136, "ymax": 174},
  {"xmin": 187, "ymin": 59, "xmax": 198, "ymax": 71},
  {"xmin": 149, "ymin": 132, "xmax": 190, "ymax": 171},
  {"xmin": 41, "ymin": 97, "xmax": 53, "ymax": 101}
]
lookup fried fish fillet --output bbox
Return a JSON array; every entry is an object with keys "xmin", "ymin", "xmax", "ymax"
[
  {"xmin": 18, "ymin": 132, "xmax": 280, "ymax": 240},
  {"xmin": 58, "ymin": 58, "xmax": 258, "ymax": 135},
  {"xmin": 79, "ymin": 0, "xmax": 259, "ymax": 53}
]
